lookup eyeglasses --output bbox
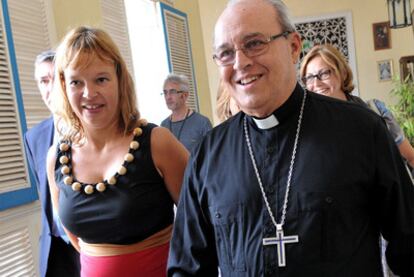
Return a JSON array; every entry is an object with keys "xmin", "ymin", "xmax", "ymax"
[
  {"xmin": 161, "ymin": 89, "xmax": 185, "ymax": 96},
  {"xmin": 212, "ymin": 31, "xmax": 291, "ymax": 66},
  {"xmin": 302, "ymin": 69, "xmax": 332, "ymax": 86}
]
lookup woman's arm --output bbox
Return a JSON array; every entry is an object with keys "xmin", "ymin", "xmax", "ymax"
[
  {"xmin": 151, "ymin": 127, "xmax": 189, "ymax": 204},
  {"xmin": 368, "ymin": 99, "xmax": 414, "ymax": 168},
  {"xmin": 46, "ymin": 145, "xmax": 81, "ymax": 252},
  {"xmin": 398, "ymin": 138, "xmax": 414, "ymax": 169}
]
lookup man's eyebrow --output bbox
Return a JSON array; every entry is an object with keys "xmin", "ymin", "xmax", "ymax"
[
  {"xmin": 214, "ymin": 42, "xmax": 232, "ymax": 50},
  {"xmin": 241, "ymin": 32, "xmax": 262, "ymax": 41},
  {"xmin": 214, "ymin": 32, "xmax": 263, "ymax": 49}
]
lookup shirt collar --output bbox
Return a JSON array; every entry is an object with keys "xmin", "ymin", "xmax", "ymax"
[{"xmin": 252, "ymin": 115, "xmax": 279, "ymax": 129}]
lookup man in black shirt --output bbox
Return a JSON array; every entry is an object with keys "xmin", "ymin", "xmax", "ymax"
[{"xmin": 167, "ymin": 0, "xmax": 414, "ymax": 276}]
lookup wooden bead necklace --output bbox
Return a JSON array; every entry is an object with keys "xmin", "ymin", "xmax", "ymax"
[{"xmin": 59, "ymin": 119, "xmax": 147, "ymax": 195}]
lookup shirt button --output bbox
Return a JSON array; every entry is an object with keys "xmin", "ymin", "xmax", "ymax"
[
  {"xmin": 325, "ymin": 196, "xmax": 333, "ymax": 204},
  {"xmin": 267, "ymin": 146, "xmax": 275, "ymax": 154},
  {"xmin": 215, "ymin": 212, "xmax": 221, "ymax": 218}
]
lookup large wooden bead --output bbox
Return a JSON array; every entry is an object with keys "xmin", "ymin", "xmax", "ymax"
[
  {"xmin": 138, "ymin": 118, "xmax": 148, "ymax": 127},
  {"xmin": 59, "ymin": 156, "xmax": 69, "ymax": 165},
  {"xmin": 133, "ymin": 127, "xmax": 143, "ymax": 136},
  {"xmin": 118, "ymin": 166, "xmax": 127, "ymax": 175},
  {"xmin": 124, "ymin": 153, "xmax": 134, "ymax": 162},
  {"xmin": 107, "ymin": 176, "xmax": 117, "ymax": 185},
  {"xmin": 63, "ymin": 176, "xmax": 73, "ymax": 185},
  {"xmin": 130, "ymin": 141, "xmax": 139, "ymax": 150},
  {"xmin": 61, "ymin": 165, "xmax": 70, "ymax": 175},
  {"xmin": 84, "ymin": 185, "xmax": 94, "ymax": 195},
  {"xmin": 72, "ymin": 182, "xmax": 81, "ymax": 191},
  {"xmin": 59, "ymin": 143, "xmax": 70, "ymax": 152},
  {"xmin": 96, "ymin": 182, "xmax": 106, "ymax": 192}
]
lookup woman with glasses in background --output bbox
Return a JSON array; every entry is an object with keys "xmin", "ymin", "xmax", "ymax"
[
  {"xmin": 300, "ymin": 44, "xmax": 358, "ymax": 102},
  {"xmin": 300, "ymin": 43, "xmax": 413, "ymax": 277},
  {"xmin": 300, "ymin": 44, "xmax": 414, "ymax": 169}
]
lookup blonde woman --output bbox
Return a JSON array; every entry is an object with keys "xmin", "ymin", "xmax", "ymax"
[{"xmin": 47, "ymin": 26, "xmax": 188, "ymax": 276}]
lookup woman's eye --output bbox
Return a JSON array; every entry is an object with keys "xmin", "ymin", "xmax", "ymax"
[
  {"xmin": 97, "ymin": 77, "xmax": 108, "ymax": 83},
  {"xmin": 70, "ymin": 80, "xmax": 80, "ymax": 87},
  {"xmin": 303, "ymin": 75, "xmax": 315, "ymax": 84}
]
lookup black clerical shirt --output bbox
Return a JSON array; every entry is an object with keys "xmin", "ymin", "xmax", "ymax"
[{"xmin": 168, "ymin": 84, "xmax": 414, "ymax": 277}]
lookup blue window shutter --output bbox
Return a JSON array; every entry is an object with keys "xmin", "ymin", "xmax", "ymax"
[{"xmin": 0, "ymin": 0, "xmax": 38, "ymax": 211}]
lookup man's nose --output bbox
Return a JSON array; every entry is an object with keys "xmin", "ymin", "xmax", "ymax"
[{"xmin": 233, "ymin": 49, "xmax": 253, "ymax": 70}]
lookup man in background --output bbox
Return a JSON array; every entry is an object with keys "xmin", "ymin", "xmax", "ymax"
[
  {"xmin": 24, "ymin": 50, "xmax": 80, "ymax": 277},
  {"xmin": 161, "ymin": 73, "xmax": 212, "ymax": 152}
]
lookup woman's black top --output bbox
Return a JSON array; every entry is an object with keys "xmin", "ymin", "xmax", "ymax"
[{"xmin": 55, "ymin": 123, "xmax": 174, "ymax": 244}]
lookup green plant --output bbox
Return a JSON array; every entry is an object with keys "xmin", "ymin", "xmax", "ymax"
[{"xmin": 390, "ymin": 76, "xmax": 414, "ymax": 145}]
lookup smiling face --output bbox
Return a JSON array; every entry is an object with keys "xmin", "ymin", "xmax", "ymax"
[
  {"xmin": 214, "ymin": 0, "xmax": 301, "ymax": 117},
  {"xmin": 304, "ymin": 56, "xmax": 346, "ymax": 101},
  {"xmin": 64, "ymin": 55, "xmax": 120, "ymax": 131}
]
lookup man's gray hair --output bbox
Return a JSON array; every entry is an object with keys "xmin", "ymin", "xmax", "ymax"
[
  {"xmin": 227, "ymin": 0, "xmax": 296, "ymax": 33},
  {"xmin": 35, "ymin": 50, "xmax": 55, "ymax": 66},
  {"xmin": 163, "ymin": 73, "xmax": 190, "ymax": 92}
]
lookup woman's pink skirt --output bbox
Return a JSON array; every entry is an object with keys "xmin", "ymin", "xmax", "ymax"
[{"xmin": 80, "ymin": 242, "xmax": 169, "ymax": 277}]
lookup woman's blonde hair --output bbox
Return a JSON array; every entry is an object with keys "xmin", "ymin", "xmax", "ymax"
[
  {"xmin": 52, "ymin": 26, "xmax": 139, "ymax": 143},
  {"xmin": 216, "ymin": 81, "xmax": 234, "ymax": 122},
  {"xmin": 300, "ymin": 44, "xmax": 354, "ymax": 94}
]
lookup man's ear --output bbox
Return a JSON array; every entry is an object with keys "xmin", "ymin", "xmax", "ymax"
[
  {"xmin": 182, "ymin": 91, "xmax": 189, "ymax": 100},
  {"xmin": 289, "ymin": 32, "xmax": 302, "ymax": 64}
]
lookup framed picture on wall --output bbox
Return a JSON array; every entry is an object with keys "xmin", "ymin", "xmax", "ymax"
[
  {"xmin": 399, "ymin": 56, "xmax": 414, "ymax": 82},
  {"xmin": 372, "ymin": 21, "xmax": 391, "ymax": 50},
  {"xmin": 377, "ymin": 59, "xmax": 393, "ymax": 82}
]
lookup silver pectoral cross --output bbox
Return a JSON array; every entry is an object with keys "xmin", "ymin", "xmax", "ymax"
[{"xmin": 262, "ymin": 224, "xmax": 299, "ymax": 267}]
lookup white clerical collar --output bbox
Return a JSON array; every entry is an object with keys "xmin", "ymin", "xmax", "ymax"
[{"xmin": 252, "ymin": 114, "xmax": 279, "ymax": 129}]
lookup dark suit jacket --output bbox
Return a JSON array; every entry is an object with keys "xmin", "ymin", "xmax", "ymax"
[{"xmin": 24, "ymin": 117, "xmax": 54, "ymax": 277}]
